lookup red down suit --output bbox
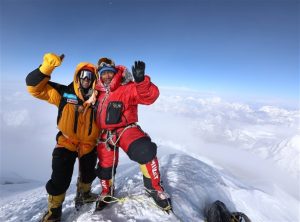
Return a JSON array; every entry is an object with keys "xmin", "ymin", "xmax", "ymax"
[{"xmin": 95, "ymin": 65, "xmax": 163, "ymax": 192}]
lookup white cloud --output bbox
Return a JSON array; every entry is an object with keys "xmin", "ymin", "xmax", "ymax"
[
  {"xmin": 1, "ymin": 84, "xmax": 58, "ymax": 181},
  {"xmin": 1, "ymin": 84, "xmax": 299, "ymax": 198},
  {"xmin": 2, "ymin": 110, "xmax": 29, "ymax": 127},
  {"xmin": 140, "ymin": 88, "xmax": 300, "ymax": 184}
]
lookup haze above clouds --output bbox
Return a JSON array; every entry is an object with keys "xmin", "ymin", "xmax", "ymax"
[{"xmin": 1, "ymin": 83, "xmax": 299, "ymax": 185}]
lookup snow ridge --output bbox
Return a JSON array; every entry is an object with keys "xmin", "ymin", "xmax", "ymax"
[{"xmin": 1, "ymin": 154, "xmax": 299, "ymax": 222}]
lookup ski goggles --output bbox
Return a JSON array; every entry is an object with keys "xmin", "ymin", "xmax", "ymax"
[
  {"xmin": 79, "ymin": 70, "xmax": 93, "ymax": 80},
  {"xmin": 97, "ymin": 57, "xmax": 115, "ymax": 70}
]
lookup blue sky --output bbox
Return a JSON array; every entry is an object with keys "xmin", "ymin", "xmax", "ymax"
[{"xmin": 1, "ymin": 0, "xmax": 299, "ymax": 101}]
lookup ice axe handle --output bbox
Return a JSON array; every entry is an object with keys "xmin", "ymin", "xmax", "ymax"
[{"xmin": 60, "ymin": 54, "xmax": 65, "ymax": 61}]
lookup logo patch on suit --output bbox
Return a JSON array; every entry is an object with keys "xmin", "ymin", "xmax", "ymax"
[{"xmin": 63, "ymin": 93, "xmax": 78, "ymax": 104}]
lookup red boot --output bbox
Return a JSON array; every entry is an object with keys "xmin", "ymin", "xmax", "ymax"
[
  {"xmin": 140, "ymin": 157, "xmax": 172, "ymax": 211},
  {"xmin": 95, "ymin": 179, "xmax": 114, "ymax": 211}
]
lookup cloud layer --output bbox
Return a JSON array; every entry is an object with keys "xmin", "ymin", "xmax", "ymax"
[{"xmin": 1, "ymin": 84, "xmax": 299, "ymax": 193}]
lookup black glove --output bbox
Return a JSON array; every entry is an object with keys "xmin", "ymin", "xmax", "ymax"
[{"xmin": 132, "ymin": 61, "xmax": 145, "ymax": 83}]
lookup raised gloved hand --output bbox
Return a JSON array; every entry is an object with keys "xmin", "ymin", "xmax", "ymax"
[
  {"xmin": 132, "ymin": 61, "xmax": 145, "ymax": 83},
  {"xmin": 39, "ymin": 53, "xmax": 64, "ymax": 75}
]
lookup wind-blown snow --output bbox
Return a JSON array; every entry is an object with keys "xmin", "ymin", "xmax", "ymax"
[{"xmin": 1, "ymin": 85, "xmax": 299, "ymax": 221}]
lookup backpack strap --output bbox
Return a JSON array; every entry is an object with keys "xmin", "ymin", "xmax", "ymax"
[
  {"xmin": 68, "ymin": 96, "xmax": 92, "ymax": 134},
  {"xmin": 47, "ymin": 81, "xmax": 68, "ymax": 125},
  {"xmin": 73, "ymin": 97, "xmax": 83, "ymax": 134},
  {"xmin": 88, "ymin": 106, "xmax": 94, "ymax": 135},
  {"xmin": 88, "ymin": 101, "xmax": 99, "ymax": 136},
  {"xmin": 57, "ymin": 96, "xmax": 67, "ymax": 125}
]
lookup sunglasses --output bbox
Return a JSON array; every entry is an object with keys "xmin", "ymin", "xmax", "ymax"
[{"xmin": 79, "ymin": 70, "xmax": 93, "ymax": 80}]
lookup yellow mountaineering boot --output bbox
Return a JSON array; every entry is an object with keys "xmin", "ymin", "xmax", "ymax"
[
  {"xmin": 75, "ymin": 181, "xmax": 97, "ymax": 210},
  {"xmin": 41, "ymin": 193, "xmax": 65, "ymax": 222}
]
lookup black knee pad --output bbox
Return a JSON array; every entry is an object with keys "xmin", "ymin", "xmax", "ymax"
[
  {"xmin": 127, "ymin": 137, "xmax": 157, "ymax": 164},
  {"xmin": 46, "ymin": 148, "xmax": 77, "ymax": 195},
  {"xmin": 79, "ymin": 148, "xmax": 97, "ymax": 183},
  {"xmin": 46, "ymin": 180, "xmax": 69, "ymax": 196},
  {"xmin": 95, "ymin": 165, "xmax": 117, "ymax": 180}
]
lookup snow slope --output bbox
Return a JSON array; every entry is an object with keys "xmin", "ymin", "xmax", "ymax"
[{"xmin": 0, "ymin": 153, "xmax": 298, "ymax": 222}]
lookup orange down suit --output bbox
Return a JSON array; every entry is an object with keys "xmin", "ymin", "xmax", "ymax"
[{"xmin": 26, "ymin": 63, "xmax": 100, "ymax": 156}]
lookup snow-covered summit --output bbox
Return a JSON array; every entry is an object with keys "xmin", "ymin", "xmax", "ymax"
[{"xmin": 1, "ymin": 154, "xmax": 298, "ymax": 222}]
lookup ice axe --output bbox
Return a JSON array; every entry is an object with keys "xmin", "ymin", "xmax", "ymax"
[{"xmin": 60, "ymin": 54, "xmax": 65, "ymax": 62}]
